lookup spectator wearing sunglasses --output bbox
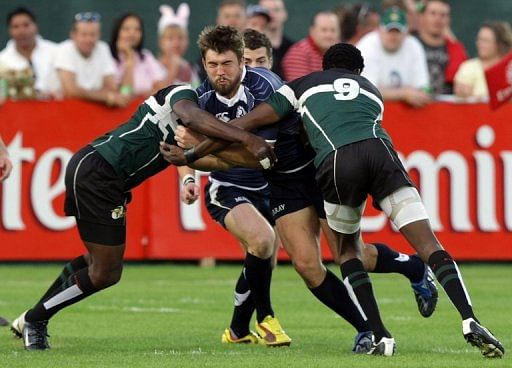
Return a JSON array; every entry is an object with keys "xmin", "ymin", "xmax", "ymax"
[
  {"xmin": 51, "ymin": 12, "xmax": 128, "ymax": 107},
  {"xmin": 0, "ymin": 6, "xmax": 57, "ymax": 95}
]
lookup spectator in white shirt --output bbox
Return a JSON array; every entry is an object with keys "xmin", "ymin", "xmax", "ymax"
[
  {"xmin": 0, "ymin": 7, "xmax": 57, "ymax": 95},
  {"xmin": 357, "ymin": 7, "xmax": 431, "ymax": 107},
  {"xmin": 53, "ymin": 12, "xmax": 128, "ymax": 107}
]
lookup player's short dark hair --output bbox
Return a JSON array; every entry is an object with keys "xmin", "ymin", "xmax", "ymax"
[
  {"xmin": 198, "ymin": 25, "xmax": 244, "ymax": 60},
  {"xmin": 7, "ymin": 6, "xmax": 36, "ymax": 26},
  {"xmin": 322, "ymin": 43, "xmax": 364, "ymax": 72},
  {"xmin": 243, "ymin": 29, "xmax": 272, "ymax": 58}
]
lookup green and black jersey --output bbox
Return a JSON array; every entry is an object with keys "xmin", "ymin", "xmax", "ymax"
[
  {"xmin": 266, "ymin": 68, "xmax": 391, "ymax": 167},
  {"xmin": 91, "ymin": 84, "xmax": 197, "ymax": 188}
]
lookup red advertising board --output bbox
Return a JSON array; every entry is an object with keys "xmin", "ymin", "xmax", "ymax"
[{"xmin": 1, "ymin": 99, "xmax": 511, "ymax": 261}]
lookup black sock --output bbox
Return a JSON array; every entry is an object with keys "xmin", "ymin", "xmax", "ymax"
[
  {"xmin": 373, "ymin": 243, "xmax": 424, "ymax": 283},
  {"xmin": 37, "ymin": 255, "xmax": 88, "ymax": 304},
  {"xmin": 309, "ymin": 269, "xmax": 370, "ymax": 332},
  {"xmin": 428, "ymin": 250, "xmax": 475, "ymax": 320},
  {"xmin": 340, "ymin": 258, "xmax": 391, "ymax": 341},
  {"xmin": 244, "ymin": 253, "xmax": 273, "ymax": 323},
  {"xmin": 229, "ymin": 270, "xmax": 255, "ymax": 337},
  {"xmin": 26, "ymin": 268, "xmax": 98, "ymax": 322}
]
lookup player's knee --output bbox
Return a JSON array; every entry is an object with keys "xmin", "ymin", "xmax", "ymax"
[
  {"xmin": 246, "ymin": 230, "xmax": 275, "ymax": 258},
  {"xmin": 379, "ymin": 186, "xmax": 429, "ymax": 229},
  {"xmin": 324, "ymin": 201, "xmax": 365, "ymax": 234},
  {"xmin": 89, "ymin": 265, "xmax": 123, "ymax": 289},
  {"xmin": 292, "ymin": 257, "xmax": 322, "ymax": 282}
]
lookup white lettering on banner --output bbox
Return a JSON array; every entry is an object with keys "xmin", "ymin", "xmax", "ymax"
[
  {"xmin": 475, "ymin": 126, "xmax": 499, "ymax": 231},
  {"xmin": 2, "ymin": 133, "xmax": 35, "ymax": 230},
  {"xmin": 502, "ymin": 152, "xmax": 512, "ymax": 231},
  {"xmin": 363, "ymin": 125, "xmax": 511, "ymax": 233},
  {"xmin": 397, "ymin": 150, "xmax": 472, "ymax": 232},
  {"xmin": 31, "ymin": 148, "xmax": 75, "ymax": 230},
  {"xmin": 2, "ymin": 126, "xmax": 512, "ymax": 234},
  {"xmin": 1, "ymin": 133, "xmax": 74, "ymax": 231},
  {"xmin": 179, "ymin": 171, "xmax": 210, "ymax": 231}
]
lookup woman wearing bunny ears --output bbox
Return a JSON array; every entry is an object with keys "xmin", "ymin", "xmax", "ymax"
[{"xmin": 158, "ymin": 3, "xmax": 200, "ymax": 88}]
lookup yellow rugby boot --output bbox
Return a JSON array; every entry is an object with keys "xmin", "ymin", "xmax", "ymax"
[
  {"xmin": 255, "ymin": 316, "xmax": 291, "ymax": 347},
  {"xmin": 221, "ymin": 328, "xmax": 260, "ymax": 344}
]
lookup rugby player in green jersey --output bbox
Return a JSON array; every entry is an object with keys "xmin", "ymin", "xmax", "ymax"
[
  {"xmin": 165, "ymin": 43, "xmax": 504, "ymax": 358},
  {"xmin": 10, "ymin": 84, "xmax": 275, "ymax": 351}
]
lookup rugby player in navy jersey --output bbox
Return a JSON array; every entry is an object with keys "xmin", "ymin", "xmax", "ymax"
[
  {"xmin": 188, "ymin": 25, "xmax": 291, "ymax": 346},
  {"xmin": 9, "ymin": 84, "xmax": 275, "ymax": 351},
  {"xmin": 167, "ymin": 43, "xmax": 504, "ymax": 358},
  {"xmin": 168, "ymin": 29, "xmax": 438, "ymax": 353}
]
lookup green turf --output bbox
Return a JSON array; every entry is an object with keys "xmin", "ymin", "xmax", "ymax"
[{"xmin": 0, "ymin": 263, "xmax": 509, "ymax": 367}]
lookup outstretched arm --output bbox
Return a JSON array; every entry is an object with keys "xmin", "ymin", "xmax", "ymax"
[{"xmin": 184, "ymin": 102, "xmax": 282, "ymax": 164}]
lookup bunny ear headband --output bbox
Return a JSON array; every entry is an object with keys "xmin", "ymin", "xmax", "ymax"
[{"xmin": 158, "ymin": 3, "xmax": 190, "ymax": 34}]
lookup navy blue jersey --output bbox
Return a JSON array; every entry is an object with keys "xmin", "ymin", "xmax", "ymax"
[
  {"xmin": 264, "ymin": 113, "xmax": 316, "ymax": 183},
  {"xmin": 197, "ymin": 66, "xmax": 282, "ymax": 190}
]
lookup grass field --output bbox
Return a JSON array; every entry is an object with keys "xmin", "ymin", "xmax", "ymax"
[{"xmin": 0, "ymin": 263, "xmax": 510, "ymax": 367}]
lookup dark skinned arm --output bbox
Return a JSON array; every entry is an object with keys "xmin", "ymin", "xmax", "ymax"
[
  {"xmin": 172, "ymin": 99, "xmax": 276, "ymax": 166},
  {"xmin": 190, "ymin": 102, "xmax": 282, "ymax": 161}
]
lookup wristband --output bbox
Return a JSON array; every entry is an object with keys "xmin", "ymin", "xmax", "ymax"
[
  {"xmin": 184, "ymin": 147, "xmax": 198, "ymax": 163},
  {"xmin": 182, "ymin": 174, "xmax": 196, "ymax": 186}
]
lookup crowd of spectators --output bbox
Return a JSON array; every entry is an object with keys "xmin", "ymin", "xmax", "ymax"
[{"xmin": 0, "ymin": 0, "xmax": 511, "ymax": 108}]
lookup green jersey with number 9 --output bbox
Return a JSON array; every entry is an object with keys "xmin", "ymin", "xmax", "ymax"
[{"xmin": 266, "ymin": 68, "xmax": 391, "ymax": 167}]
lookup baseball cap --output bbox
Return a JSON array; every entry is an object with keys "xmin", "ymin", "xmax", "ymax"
[
  {"xmin": 246, "ymin": 4, "xmax": 271, "ymax": 22},
  {"xmin": 381, "ymin": 7, "xmax": 407, "ymax": 32}
]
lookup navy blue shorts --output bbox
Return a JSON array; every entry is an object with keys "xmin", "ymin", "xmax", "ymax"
[
  {"xmin": 267, "ymin": 162, "xmax": 326, "ymax": 221},
  {"xmin": 204, "ymin": 181, "xmax": 274, "ymax": 228}
]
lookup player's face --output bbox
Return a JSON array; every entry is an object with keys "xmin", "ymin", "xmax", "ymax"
[
  {"xmin": 72, "ymin": 21, "xmax": 101, "ymax": 58},
  {"xmin": 203, "ymin": 49, "xmax": 243, "ymax": 98},
  {"xmin": 244, "ymin": 47, "xmax": 272, "ymax": 69},
  {"xmin": 9, "ymin": 14, "xmax": 37, "ymax": 48}
]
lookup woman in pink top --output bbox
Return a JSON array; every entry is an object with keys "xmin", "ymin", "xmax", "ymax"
[{"xmin": 110, "ymin": 13, "xmax": 166, "ymax": 97}]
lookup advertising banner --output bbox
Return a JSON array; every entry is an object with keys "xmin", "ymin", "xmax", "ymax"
[{"xmin": 1, "ymin": 100, "xmax": 511, "ymax": 261}]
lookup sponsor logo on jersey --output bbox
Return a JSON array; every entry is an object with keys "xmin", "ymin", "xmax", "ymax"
[
  {"xmin": 111, "ymin": 206, "xmax": 126, "ymax": 220},
  {"xmin": 215, "ymin": 112, "xmax": 230, "ymax": 122},
  {"xmin": 236, "ymin": 105, "xmax": 246, "ymax": 118}
]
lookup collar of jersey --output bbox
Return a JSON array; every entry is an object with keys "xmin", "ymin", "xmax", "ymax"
[{"xmin": 214, "ymin": 66, "xmax": 248, "ymax": 107}]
